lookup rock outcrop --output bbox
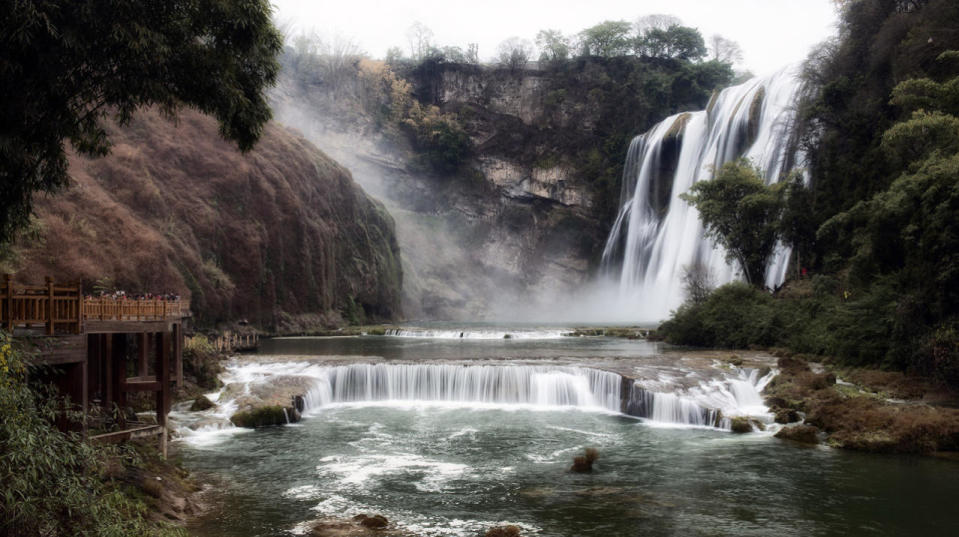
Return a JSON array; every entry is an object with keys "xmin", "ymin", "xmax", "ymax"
[{"xmin": 271, "ymin": 56, "xmax": 726, "ymax": 320}]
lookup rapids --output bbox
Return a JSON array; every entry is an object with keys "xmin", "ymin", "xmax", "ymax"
[{"xmin": 175, "ymin": 334, "xmax": 959, "ymax": 537}]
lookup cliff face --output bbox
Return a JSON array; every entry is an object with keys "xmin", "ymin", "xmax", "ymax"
[
  {"xmin": 272, "ymin": 56, "xmax": 726, "ymax": 319},
  {"xmin": 6, "ymin": 109, "xmax": 402, "ymax": 330}
]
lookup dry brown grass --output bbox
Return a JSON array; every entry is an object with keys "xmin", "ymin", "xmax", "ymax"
[
  {"xmin": 767, "ymin": 356, "xmax": 959, "ymax": 454},
  {"xmin": 836, "ymin": 367, "xmax": 934, "ymax": 399}
]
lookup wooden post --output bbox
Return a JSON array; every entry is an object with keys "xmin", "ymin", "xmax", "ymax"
[
  {"xmin": 137, "ymin": 333, "xmax": 149, "ymax": 377},
  {"xmin": 5, "ymin": 274, "xmax": 13, "ymax": 332},
  {"xmin": 111, "ymin": 334, "xmax": 127, "ymax": 426},
  {"xmin": 103, "ymin": 334, "xmax": 113, "ymax": 409},
  {"xmin": 76, "ymin": 282, "xmax": 83, "ymax": 334},
  {"xmin": 156, "ymin": 331, "xmax": 171, "ymax": 459},
  {"xmin": 81, "ymin": 357, "xmax": 88, "ymax": 437},
  {"xmin": 46, "ymin": 277, "xmax": 55, "ymax": 335},
  {"xmin": 173, "ymin": 323, "xmax": 183, "ymax": 387}
]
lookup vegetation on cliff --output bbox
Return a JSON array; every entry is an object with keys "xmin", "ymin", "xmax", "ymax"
[
  {"xmin": 1, "ymin": 109, "xmax": 402, "ymax": 330},
  {"xmin": 662, "ymin": 0, "xmax": 959, "ymax": 387},
  {"xmin": 404, "ymin": 52, "xmax": 734, "ymax": 226}
]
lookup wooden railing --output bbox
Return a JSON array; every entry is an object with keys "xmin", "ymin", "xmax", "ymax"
[
  {"xmin": 2, "ymin": 275, "xmax": 189, "ymax": 334},
  {"xmin": 213, "ymin": 332, "xmax": 258, "ymax": 352},
  {"xmin": 82, "ymin": 297, "xmax": 190, "ymax": 322},
  {"xmin": 3, "ymin": 276, "xmax": 81, "ymax": 334}
]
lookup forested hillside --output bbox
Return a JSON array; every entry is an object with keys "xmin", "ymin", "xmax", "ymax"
[{"xmin": 661, "ymin": 0, "xmax": 959, "ymax": 385}]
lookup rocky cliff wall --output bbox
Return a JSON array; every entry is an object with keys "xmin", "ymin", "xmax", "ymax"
[{"xmin": 272, "ymin": 56, "xmax": 728, "ymax": 319}]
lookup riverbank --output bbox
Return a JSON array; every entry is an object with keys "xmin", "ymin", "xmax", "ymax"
[{"xmin": 765, "ymin": 351, "xmax": 959, "ymax": 454}]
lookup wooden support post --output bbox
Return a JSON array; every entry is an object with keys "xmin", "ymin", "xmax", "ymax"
[
  {"xmin": 174, "ymin": 323, "xmax": 183, "ymax": 387},
  {"xmin": 46, "ymin": 276, "xmax": 55, "ymax": 335},
  {"xmin": 76, "ymin": 282, "xmax": 83, "ymax": 334},
  {"xmin": 103, "ymin": 334, "xmax": 113, "ymax": 409},
  {"xmin": 87, "ymin": 334, "xmax": 99, "ymax": 403},
  {"xmin": 5, "ymin": 274, "xmax": 12, "ymax": 332},
  {"xmin": 81, "ymin": 357, "xmax": 88, "ymax": 437},
  {"xmin": 111, "ymin": 334, "xmax": 127, "ymax": 426},
  {"xmin": 137, "ymin": 333, "xmax": 149, "ymax": 377},
  {"xmin": 156, "ymin": 331, "xmax": 171, "ymax": 459}
]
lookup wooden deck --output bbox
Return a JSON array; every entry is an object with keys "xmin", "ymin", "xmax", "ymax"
[{"xmin": 3, "ymin": 275, "xmax": 191, "ymax": 457}]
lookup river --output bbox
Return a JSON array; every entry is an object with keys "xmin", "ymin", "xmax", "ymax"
[{"xmin": 176, "ymin": 329, "xmax": 959, "ymax": 537}]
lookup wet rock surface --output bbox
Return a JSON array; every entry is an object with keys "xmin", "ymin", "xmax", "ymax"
[{"xmin": 309, "ymin": 515, "xmax": 412, "ymax": 536}]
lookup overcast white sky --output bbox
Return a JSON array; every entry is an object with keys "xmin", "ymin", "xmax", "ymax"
[{"xmin": 271, "ymin": 0, "xmax": 838, "ymax": 76}]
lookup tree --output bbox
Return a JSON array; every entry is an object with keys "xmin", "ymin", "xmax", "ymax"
[
  {"xmin": 681, "ymin": 159, "xmax": 784, "ymax": 286},
  {"xmin": 634, "ymin": 14, "xmax": 683, "ymax": 34},
  {"xmin": 682, "ymin": 262, "xmax": 716, "ymax": 304},
  {"xmin": 385, "ymin": 46, "xmax": 405, "ymax": 65},
  {"xmin": 777, "ymin": 173, "xmax": 817, "ymax": 278},
  {"xmin": 496, "ymin": 37, "xmax": 533, "ymax": 69},
  {"xmin": 636, "ymin": 25, "xmax": 708, "ymax": 61},
  {"xmin": 441, "ymin": 46, "xmax": 467, "ymax": 63},
  {"xmin": 536, "ymin": 29, "xmax": 571, "ymax": 62},
  {"xmin": 578, "ymin": 20, "xmax": 634, "ymax": 57},
  {"xmin": 465, "ymin": 43, "xmax": 480, "ymax": 64},
  {"xmin": 708, "ymin": 34, "xmax": 744, "ymax": 64},
  {"xmin": 406, "ymin": 21, "xmax": 434, "ymax": 61},
  {"xmin": 0, "ymin": 0, "xmax": 282, "ymax": 246}
]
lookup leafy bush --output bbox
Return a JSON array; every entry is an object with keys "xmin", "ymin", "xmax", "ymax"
[
  {"xmin": 0, "ymin": 331, "xmax": 184, "ymax": 537},
  {"xmin": 183, "ymin": 335, "xmax": 222, "ymax": 390},
  {"xmin": 660, "ymin": 282, "xmax": 781, "ymax": 348}
]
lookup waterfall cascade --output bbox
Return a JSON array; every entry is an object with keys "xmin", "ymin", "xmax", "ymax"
[
  {"xmin": 177, "ymin": 362, "xmax": 774, "ymax": 441},
  {"xmin": 600, "ymin": 66, "xmax": 807, "ymax": 322}
]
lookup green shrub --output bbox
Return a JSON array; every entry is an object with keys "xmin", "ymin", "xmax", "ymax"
[
  {"xmin": 183, "ymin": 335, "xmax": 221, "ymax": 390},
  {"xmin": 0, "ymin": 331, "xmax": 184, "ymax": 537},
  {"xmin": 660, "ymin": 282, "xmax": 780, "ymax": 348}
]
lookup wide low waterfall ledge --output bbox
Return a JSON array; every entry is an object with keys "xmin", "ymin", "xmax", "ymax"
[
  {"xmin": 174, "ymin": 361, "xmax": 776, "ymax": 444},
  {"xmin": 600, "ymin": 66, "xmax": 807, "ymax": 322}
]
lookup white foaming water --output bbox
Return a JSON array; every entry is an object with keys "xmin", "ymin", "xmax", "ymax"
[
  {"xmin": 384, "ymin": 328, "xmax": 567, "ymax": 340},
  {"xmin": 319, "ymin": 363, "xmax": 622, "ymax": 411},
  {"xmin": 178, "ymin": 361, "xmax": 775, "ymax": 442},
  {"xmin": 600, "ymin": 66, "xmax": 808, "ymax": 322},
  {"xmin": 627, "ymin": 368, "xmax": 776, "ymax": 429}
]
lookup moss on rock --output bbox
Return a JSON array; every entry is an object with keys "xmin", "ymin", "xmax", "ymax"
[
  {"xmin": 230, "ymin": 406, "xmax": 290, "ymax": 428},
  {"xmin": 730, "ymin": 417, "xmax": 753, "ymax": 433},
  {"xmin": 775, "ymin": 425, "xmax": 820, "ymax": 445}
]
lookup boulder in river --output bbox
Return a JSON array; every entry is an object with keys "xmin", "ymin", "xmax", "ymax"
[
  {"xmin": 353, "ymin": 514, "xmax": 388, "ymax": 529},
  {"xmin": 230, "ymin": 406, "xmax": 291, "ymax": 428},
  {"xmin": 570, "ymin": 447, "xmax": 599, "ymax": 473},
  {"xmin": 485, "ymin": 526, "xmax": 522, "ymax": 537},
  {"xmin": 775, "ymin": 424, "xmax": 821, "ymax": 445},
  {"xmin": 190, "ymin": 395, "xmax": 215, "ymax": 411}
]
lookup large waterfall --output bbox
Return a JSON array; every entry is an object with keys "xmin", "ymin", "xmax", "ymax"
[{"xmin": 600, "ymin": 66, "xmax": 807, "ymax": 321}]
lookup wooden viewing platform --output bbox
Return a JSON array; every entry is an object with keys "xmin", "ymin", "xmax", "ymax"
[{"xmin": 2, "ymin": 275, "xmax": 191, "ymax": 457}]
